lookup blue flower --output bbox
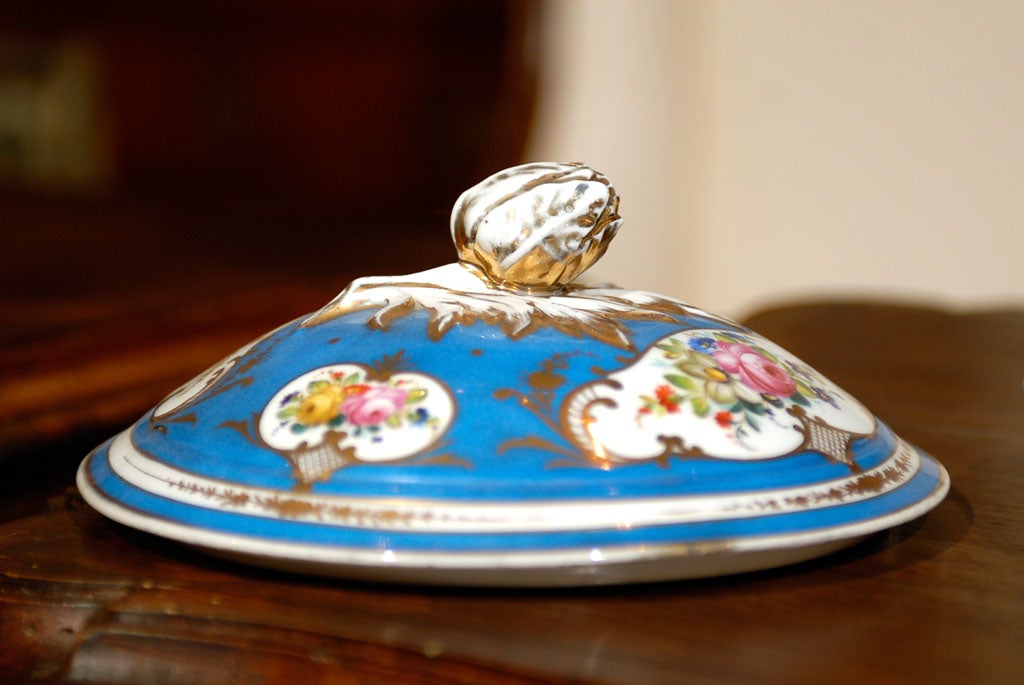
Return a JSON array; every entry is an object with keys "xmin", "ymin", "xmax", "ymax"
[{"xmin": 688, "ymin": 336, "xmax": 716, "ymax": 352}]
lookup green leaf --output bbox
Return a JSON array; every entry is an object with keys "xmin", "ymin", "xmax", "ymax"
[
  {"xmin": 406, "ymin": 388, "xmax": 427, "ymax": 403},
  {"xmin": 342, "ymin": 373, "xmax": 361, "ymax": 386},
  {"xmin": 665, "ymin": 374, "xmax": 696, "ymax": 391},
  {"xmin": 792, "ymin": 391, "xmax": 811, "ymax": 406},
  {"xmin": 691, "ymin": 396, "xmax": 710, "ymax": 416},
  {"xmin": 740, "ymin": 398, "xmax": 765, "ymax": 415},
  {"xmin": 655, "ymin": 339, "xmax": 686, "ymax": 358},
  {"xmin": 795, "ymin": 379, "xmax": 815, "ymax": 397}
]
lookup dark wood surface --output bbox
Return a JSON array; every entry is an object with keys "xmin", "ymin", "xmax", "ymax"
[{"xmin": 1, "ymin": 299, "xmax": 1021, "ymax": 684}]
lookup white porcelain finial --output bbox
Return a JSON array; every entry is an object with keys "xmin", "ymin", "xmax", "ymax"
[{"xmin": 450, "ymin": 162, "xmax": 622, "ymax": 292}]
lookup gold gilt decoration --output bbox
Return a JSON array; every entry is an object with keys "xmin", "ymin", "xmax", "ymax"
[
  {"xmin": 788, "ymin": 405, "xmax": 870, "ymax": 472},
  {"xmin": 495, "ymin": 343, "xmax": 877, "ymax": 471},
  {"xmin": 285, "ymin": 430, "xmax": 357, "ymax": 488},
  {"xmin": 492, "ymin": 351, "xmax": 709, "ymax": 469},
  {"xmin": 723, "ymin": 441, "xmax": 917, "ymax": 514},
  {"xmin": 363, "ymin": 350, "xmax": 410, "ymax": 381},
  {"xmin": 173, "ymin": 479, "xmax": 431, "ymax": 527},
  {"xmin": 492, "ymin": 352, "xmax": 691, "ymax": 469},
  {"xmin": 304, "ymin": 161, "xmax": 734, "ymax": 350},
  {"xmin": 304, "ymin": 264, "xmax": 731, "ymax": 352},
  {"xmin": 150, "ymin": 324, "xmax": 282, "ymax": 423},
  {"xmin": 494, "ymin": 352, "xmax": 592, "ymax": 463},
  {"xmin": 497, "ymin": 372, "xmax": 712, "ymax": 470},
  {"xmin": 222, "ymin": 413, "xmax": 357, "ymax": 487},
  {"xmin": 126, "ymin": 435, "xmax": 920, "ymax": 530},
  {"xmin": 450, "ymin": 162, "xmax": 623, "ymax": 292},
  {"xmin": 222, "ymin": 402, "xmax": 467, "ymax": 491}
]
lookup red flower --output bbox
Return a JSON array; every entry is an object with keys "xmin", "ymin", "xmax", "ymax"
[
  {"xmin": 655, "ymin": 384, "xmax": 680, "ymax": 413},
  {"xmin": 715, "ymin": 410, "xmax": 733, "ymax": 428}
]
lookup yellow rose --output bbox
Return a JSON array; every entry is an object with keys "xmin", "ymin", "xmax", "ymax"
[{"xmin": 296, "ymin": 386, "xmax": 344, "ymax": 425}]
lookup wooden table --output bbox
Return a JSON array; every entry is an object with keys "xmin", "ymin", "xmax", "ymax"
[{"xmin": 2, "ymin": 301, "xmax": 1022, "ymax": 684}]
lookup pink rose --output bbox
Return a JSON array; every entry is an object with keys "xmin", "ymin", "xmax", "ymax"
[
  {"xmin": 713, "ymin": 342, "xmax": 796, "ymax": 397},
  {"xmin": 712, "ymin": 343, "xmax": 756, "ymax": 374},
  {"xmin": 340, "ymin": 386, "xmax": 408, "ymax": 426}
]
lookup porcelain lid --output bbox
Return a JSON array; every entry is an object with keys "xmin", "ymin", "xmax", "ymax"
[{"xmin": 77, "ymin": 162, "xmax": 948, "ymax": 585}]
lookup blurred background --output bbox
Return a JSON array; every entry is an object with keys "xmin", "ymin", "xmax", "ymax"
[
  {"xmin": 530, "ymin": 0, "xmax": 1024, "ymax": 316},
  {"xmin": 3, "ymin": 0, "xmax": 1022, "ymax": 313},
  {"xmin": 1, "ymin": 0, "xmax": 1022, "ymax": 458},
  {"xmin": 1, "ymin": 0, "xmax": 536, "ymax": 298},
  {"xmin": 0, "ymin": 0, "xmax": 539, "ymax": 459}
]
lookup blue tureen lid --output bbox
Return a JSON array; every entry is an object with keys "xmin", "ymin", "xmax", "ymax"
[{"xmin": 77, "ymin": 162, "xmax": 949, "ymax": 586}]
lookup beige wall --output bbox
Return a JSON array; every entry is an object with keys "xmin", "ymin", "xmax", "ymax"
[{"xmin": 526, "ymin": 0, "xmax": 1024, "ymax": 318}]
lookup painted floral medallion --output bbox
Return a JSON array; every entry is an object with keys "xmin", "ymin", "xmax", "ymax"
[
  {"xmin": 258, "ymin": 361, "xmax": 455, "ymax": 479},
  {"xmin": 563, "ymin": 329, "xmax": 875, "ymax": 467}
]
